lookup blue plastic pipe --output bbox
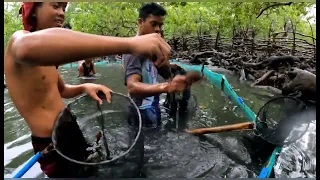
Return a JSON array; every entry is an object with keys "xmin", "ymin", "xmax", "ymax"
[
  {"xmin": 13, "ymin": 152, "xmax": 42, "ymax": 178},
  {"xmin": 258, "ymin": 147, "xmax": 282, "ymax": 178}
]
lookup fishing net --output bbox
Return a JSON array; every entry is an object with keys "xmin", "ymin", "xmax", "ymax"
[
  {"xmin": 52, "ymin": 92, "xmax": 144, "ymax": 178},
  {"xmin": 160, "ymin": 64, "xmax": 199, "ymax": 129},
  {"xmin": 163, "ymin": 93, "xmax": 198, "ymax": 116},
  {"xmin": 255, "ymin": 96, "xmax": 311, "ymax": 146},
  {"xmin": 162, "ymin": 92, "xmax": 198, "ymax": 130}
]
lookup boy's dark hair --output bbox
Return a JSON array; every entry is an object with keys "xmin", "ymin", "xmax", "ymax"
[
  {"xmin": 29, "ymin": 2, "xmax": 43, "ymax": 32},
  {"xmin": 139, "ymin": 3, "xmax": 167, "ymax": 20}
]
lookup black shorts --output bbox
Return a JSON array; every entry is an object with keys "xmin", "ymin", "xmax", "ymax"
[{"xmin": 31, "ymin": 107, "xmax": 91, "ymax": 178}]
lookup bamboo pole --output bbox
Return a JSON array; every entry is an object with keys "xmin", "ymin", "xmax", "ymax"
[{"xmin": 186, "ymin": 121, "xmax": 254, "ymax": 135}]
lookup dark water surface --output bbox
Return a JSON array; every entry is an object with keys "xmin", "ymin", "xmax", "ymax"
[{"xmin": 4, "ymin": 64, "xmax": 316, "ymax": 178}]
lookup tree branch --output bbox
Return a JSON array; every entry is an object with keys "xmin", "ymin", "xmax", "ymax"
[
  {"xmin": 256, "ymin": 2, "xmax": 293, "ymax": 18},
  {"xmin": 272, "ymin": 31, "xmax": 317, "ymax": 40}
]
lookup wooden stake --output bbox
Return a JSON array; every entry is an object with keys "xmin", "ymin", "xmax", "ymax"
[{"xmin": 186, "ymin": 121, "xmax": 254, "ymax": 135}]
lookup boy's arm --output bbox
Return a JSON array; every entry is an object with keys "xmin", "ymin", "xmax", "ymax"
[
  {"xmin": 8, "ymin": 28, "xmax": 170, "ymax": 67},
  {"xmin": 58, "ymin": 74, "xmax": 85, "ymax": 99}
]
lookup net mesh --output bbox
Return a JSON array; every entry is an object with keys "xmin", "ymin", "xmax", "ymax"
[
  {"xmin": 52, "ymin": 92, "xmax": 144, "ymax": 178},
  {"xmin": 255, "ymin": 96, "xmax": 310, "ymax": 146},
  {"xmin": 163, "ymin": 93, "xmax": 198, "ymax": 116},
  {"xmin": 162, "ymin": 92, "xmax": 198, "ymax": 130}
]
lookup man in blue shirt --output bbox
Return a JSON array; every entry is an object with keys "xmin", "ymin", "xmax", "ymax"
[{"xmin": 123, "ymin": 3, "xmax": 191, "ymax": 128}]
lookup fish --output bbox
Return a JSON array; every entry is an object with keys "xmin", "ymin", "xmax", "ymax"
[
  {"xmin": 85, "ymin": 131, "xmax": 105, "ymax": 163},
  {"xmin": 96, "ymin": 131, "xmax": 103, "ymax": 144}
]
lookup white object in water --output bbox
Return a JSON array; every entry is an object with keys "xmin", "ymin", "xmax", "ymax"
[{"xmin": 79, "ymin": 76, "xmax": 99, "ymax": 80}]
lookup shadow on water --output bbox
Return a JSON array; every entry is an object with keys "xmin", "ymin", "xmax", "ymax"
[{"xmin": 4, "ymin": 65, "xmax": 316, "ymax": 178}]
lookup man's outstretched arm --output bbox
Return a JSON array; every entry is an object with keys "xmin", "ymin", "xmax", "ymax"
[
  {"xmin": 9, "ymin": 28, "xmax": 170, "ymax": 67},
  {"xmin": 127, "ymin": 73, "xmax": 190, "ymax": 98},
  {"xmin": 127, "ymin": 74, "xmax": 169, "ymax": 98}
]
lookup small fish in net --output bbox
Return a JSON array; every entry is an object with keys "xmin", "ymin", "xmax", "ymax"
[
  {"xmin": 51, "ymin": 92, "xmax": 144, "ymax": 178},
  {"xmin": 85, "ymin": 131, "xmax": 105, "ymax": 163}
]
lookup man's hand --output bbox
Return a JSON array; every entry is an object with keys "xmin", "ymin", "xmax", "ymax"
[
  {"xmin": 83, "ymin": 83, "xmax": 112, "ymax": 104},
  {"xmin": 167, "ymin": 75, "xmax": 189, "ymax": 94},
  {"xmin": 128, "ymin": 33, "xmax": 171, "ymax": 68}
]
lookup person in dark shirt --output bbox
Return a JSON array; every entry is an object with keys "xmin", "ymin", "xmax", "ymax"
[{"xmin": 78, "ymin": 59, "xmax": 96, "ymax": 77}]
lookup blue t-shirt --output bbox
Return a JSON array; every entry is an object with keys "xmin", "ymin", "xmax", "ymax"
[{"xmin": 122, "ymin": 54, "xmax": 160, "ymax": 110}]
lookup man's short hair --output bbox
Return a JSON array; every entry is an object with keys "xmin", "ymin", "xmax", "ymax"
[{"xmin": 139, "ymin": 2, "xmax": 167, "ymax": 20}]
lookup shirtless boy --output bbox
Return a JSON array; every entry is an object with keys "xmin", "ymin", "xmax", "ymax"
[{"xmin": 4, "ymin": 2, "xmax": 170, "ymax": 177}]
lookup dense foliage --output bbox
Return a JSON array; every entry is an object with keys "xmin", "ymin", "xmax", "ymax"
[
  {"xmin": 4, "ymin": 3, "xmax": 23, "ymax": 52},
  {"xmin": 4, "ymin": 2, "xmax": 316, "ymax": 52}
]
